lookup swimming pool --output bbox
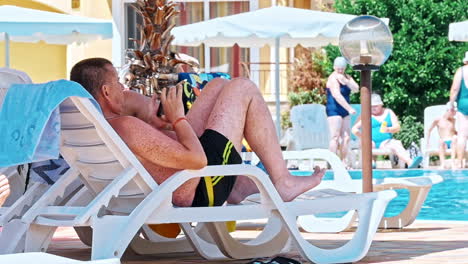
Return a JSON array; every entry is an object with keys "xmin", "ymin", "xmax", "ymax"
[{"xmin": 293, "ymin": 169, "xmax": 468, "ymax": 221}]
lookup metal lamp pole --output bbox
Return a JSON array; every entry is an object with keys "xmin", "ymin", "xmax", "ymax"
[
  {"xmin": 353, "ymin": 63, "xmax": 379, "ymax": 193},
  {"xmin": 338, "ymin": 15, "xmax": 393, "ymax": 193}
]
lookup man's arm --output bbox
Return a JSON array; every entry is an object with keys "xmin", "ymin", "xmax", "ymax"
[
  {"xmin": 113, "ymin": 86, "xmax": 207, "ymax": 170},
  {"xmin": 426, "ymin": 119, "xmax": 438, "ymax": 146},
  {"xmin": 122, "ymin": 90, "xmax": 171, "ymax": 130}
]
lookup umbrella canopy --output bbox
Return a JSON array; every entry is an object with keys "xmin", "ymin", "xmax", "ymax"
[
  {"xmin": 172, "ymin": 6, "xmax": 357, "ymax": 48},
  {"xmin": 0, "ymin": 5, "xmax": 113, "ymax": 67},
  {"xmin": 449, "ymin": 20, "xmax": 468, "ymax": 42},
  {"xmin": 172, "ymin": 6, "xmax": 381, "ymax": 136}
]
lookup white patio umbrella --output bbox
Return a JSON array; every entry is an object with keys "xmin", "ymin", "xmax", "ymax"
[
  {"xmin": 172, "ymin": 6, "xmax": 381, "ymax": 136},
  {"xmin": 0, "ymin": 5, "xmax": 113, "ymax": 67},
  {"xmin": 449, "ymin": 20, "xmax": 468, "ymax": 42}
]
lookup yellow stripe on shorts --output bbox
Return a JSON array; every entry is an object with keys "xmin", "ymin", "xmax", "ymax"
[{"xmin": 212, "ymin": 142, "xmax": 234, "ymax": 187}]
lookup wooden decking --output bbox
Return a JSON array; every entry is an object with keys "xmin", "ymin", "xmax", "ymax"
[{"xmin": 47, "ymin": 220, "xmax": 468, "ymax": 263}]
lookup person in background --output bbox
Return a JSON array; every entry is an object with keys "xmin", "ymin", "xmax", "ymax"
[
  {"xmin": 352, "ymin": 94, "xmax": 423, "ymax": 169},
  {"xmin": 326, "ymin": 57, "xmax": 359, "ymax": 165},
  {"xmin": 426, "ymin": 102, "xmax": 458, "ymax": 169},
  {"xmin": 448, "ymin": 51, "xmax": 468, "ymax": 169}
]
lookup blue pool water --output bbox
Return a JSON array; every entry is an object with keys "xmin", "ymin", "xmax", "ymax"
[{"xmin": 292, "ymin": 169, "xmax": 468, "ymax": 221}]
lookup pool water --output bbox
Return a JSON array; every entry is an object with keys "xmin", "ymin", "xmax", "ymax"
[{"xmin": 292, "ymin": 169, "xmax": 468, "ymax": 221}]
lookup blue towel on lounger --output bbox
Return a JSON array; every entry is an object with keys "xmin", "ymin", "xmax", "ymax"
[{"xmin": 0, "ymin": 80, "xmax": 100, "ymax": 167}]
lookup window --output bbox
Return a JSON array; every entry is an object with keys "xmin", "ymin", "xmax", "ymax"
[{"xmin": 124, "ymin": 0, "xmax": 251, "ymax": 77}]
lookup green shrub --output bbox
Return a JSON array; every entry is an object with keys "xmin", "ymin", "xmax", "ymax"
[{"xmin": 393, "ymin": 115, "xmax": 423, "ymax": 148}]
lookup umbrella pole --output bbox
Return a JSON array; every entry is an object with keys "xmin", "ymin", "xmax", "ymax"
[
  {"xmin": 4, "ymin": 33, "xmax": 10, "ymax": 67},
  {"xmin": 274, "ymin": 37, "xmax": 281, "ymax": 138}
]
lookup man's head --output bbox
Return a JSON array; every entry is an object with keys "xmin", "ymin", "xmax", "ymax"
[
  {"xmin": 70, "ymin": 58, "xmax": 125, "ymax": 115},
  {"xmin": 333, "ymin": 56, "xmax": 347, "ymax": 74},
  {"xmin": 371, "ymin": 93, "xmax": 384, "ymax": 115},
  {"xmin": 445, "ymin": 101, "xmax": 457, "ymax": 118}
]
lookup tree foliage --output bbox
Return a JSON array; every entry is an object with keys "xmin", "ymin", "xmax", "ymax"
[{"xmin": 332, "ymin": 0, "xmax": 468, "ymax": 121}]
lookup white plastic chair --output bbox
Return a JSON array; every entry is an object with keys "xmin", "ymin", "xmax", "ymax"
[
  {"xmin": 6, "ymin": 87, "xmax": 398, "ymax": 264},
  {"xmin": 290, "ymin": 104, "xmax": 330, "ymax": 150},
  {"xmin": 419, "ymin": 105, "xmax": 467, "ymax": 168}
]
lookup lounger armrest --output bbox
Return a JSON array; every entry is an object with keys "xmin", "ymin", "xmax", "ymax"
[{"xmin": 374, "ymin": 174, "xmax": 443, "ymax": 187}]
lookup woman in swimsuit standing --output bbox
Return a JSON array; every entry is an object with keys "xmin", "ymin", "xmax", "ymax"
[
  {"xmin": 325, "ymin": 57, "xmax": 359, "ymax": 164},
  {"xmin": 448, "ymin": 51, "xmax": 468, "ymax": 169}
]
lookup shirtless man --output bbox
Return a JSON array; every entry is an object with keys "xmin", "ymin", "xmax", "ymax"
[
  {"xmin": 70, "ymin": 58, "xmax": 325, "ymax": 207},
  {"xmin": 426, "ymin": 103, "xmax": 457, "ymax": 169}
]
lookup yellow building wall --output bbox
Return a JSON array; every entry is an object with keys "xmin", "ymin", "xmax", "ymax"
[
  {"xmin": 0, "ymin": 0, "xmax": 67, "ymax": 83},
  {"xmin": 0, "ymin": 0, "xmax": 113, "ymax": 82}
]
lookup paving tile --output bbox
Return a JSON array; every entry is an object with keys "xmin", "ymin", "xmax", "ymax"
[{"xmin": 46, "ymin": 220, "xmax": 468, "ymax": 264}]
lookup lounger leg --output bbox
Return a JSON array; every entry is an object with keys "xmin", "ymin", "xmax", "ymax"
[
  {"xmin": 278, "ymin": 192, "xmax": 394, "ymax": 264},
  {"xmin": 0, "ymin": 219, "xmax": 30, "ymax": 253},
  {"xmin": 204, "ymin": 214, "xmax": 290, "ymax": 259},
  {"xmin": 24, "ymin": 223, "xmax": 57, "ymax": 253},
  {"xmin": 91, "ymin": 215, "xmax": 139, "ymax": 260},
  {"xmin": 377, "ymin": 185, "xmax": 431, "ymax": 229}
]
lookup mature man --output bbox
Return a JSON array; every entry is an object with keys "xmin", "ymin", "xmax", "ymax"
[{"xmin": 70, "ymin": 58, "xmax": 325, "ymax": 207}]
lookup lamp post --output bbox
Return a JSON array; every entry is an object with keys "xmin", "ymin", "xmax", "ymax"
[{"xmin": 338, "ymin": 16, "xmax": 393, "ymax": 193}]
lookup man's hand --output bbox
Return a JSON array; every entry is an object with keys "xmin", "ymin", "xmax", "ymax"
[
  {"xmin": 0, "ymin": 175, "xmax": 10, "ymax": 207},
  {"xmin": 160, "ymin": 84, "xmax": 185, "ymax": 124},
  {"xmin": 145, "ymin": 94, "xmax": 172, "ymax": 130},
  {"xmin": 348, "ymin": 108, "xmax": 357, "ymax": 115}
]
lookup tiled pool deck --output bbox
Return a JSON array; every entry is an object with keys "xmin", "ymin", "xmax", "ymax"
[{"xmin": 48, "ymin": 220, "xmax": 468, "ymax": 264}]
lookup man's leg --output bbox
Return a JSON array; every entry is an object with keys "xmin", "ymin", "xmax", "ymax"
[
  {"xmin": 438, "ymin": 139, "xmax": 446, "ymax": 169},
  {"xmin": 186, "ymin": 78, "xmax": 229, "ymax": 136},
  {"xmin": 201, "ymin": 78, "xmax": 325, "ymax": 203}
]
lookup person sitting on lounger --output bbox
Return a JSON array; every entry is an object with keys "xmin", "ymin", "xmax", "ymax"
[
  {"xmin": 0, "ymin": 174, "xmax": 10, "ymax": 207},
  {"xmin": 352, "ymin": 94, "xmax": 423, "ymax": 169},
  {"xmin": 70, "ymin": 58, "xmax": 325, "ymax": 207},
  {"xmin": 426, "ymin": 102, "xmax": 458, "ymax": 169}
]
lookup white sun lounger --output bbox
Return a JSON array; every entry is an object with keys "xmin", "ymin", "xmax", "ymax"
[
  {"xmin": 281, "ymin": 149, "xmax": 443, "ymax": 231},
  {"xmin": 8, "ymin": 87, "xmax": 397, "ymax": 264}
]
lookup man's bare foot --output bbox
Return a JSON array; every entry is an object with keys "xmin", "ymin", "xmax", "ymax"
[
  {"xmin": 227, "ymin": 166, "xmax": 326, "ymax": 204},
  {"xmin": 275, "ymin": 166, "xmax": 326, "ymax": 202},
  {"xmin": 227, "ymin": 175, "xmax": 259, "ymax": 204},
  {"xmin": 0, "ymin": 175, "xmax": 10, "ymax": 207}
]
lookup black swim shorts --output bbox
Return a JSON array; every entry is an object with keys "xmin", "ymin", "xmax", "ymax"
[{"xmin": 191, "ymin": 129, "xmax": 242, "ymax": 207}]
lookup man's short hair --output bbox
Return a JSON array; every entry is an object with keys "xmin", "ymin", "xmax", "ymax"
[{"xmin": 70, "ymin": 58, "xmax": 113, "ymax": 97}]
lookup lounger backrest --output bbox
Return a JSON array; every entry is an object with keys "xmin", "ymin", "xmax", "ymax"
[
  {"xmin": 59, "ymin": 97, "xmax": 157, "ymax": 214},
  {"xmin": 0, "ymin": 67, "xmax": 32, "ymax": 109},
  {"xmin": 0, "ymin": 68, "xmax": 33, "ymax": 204},
  {"xmin": 424, "ymin": 105, "xmax": 445, "ymax": 151},
  {"xmin": 290, "ymin": 104, "xmax": 329, "ymax": 150}
]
